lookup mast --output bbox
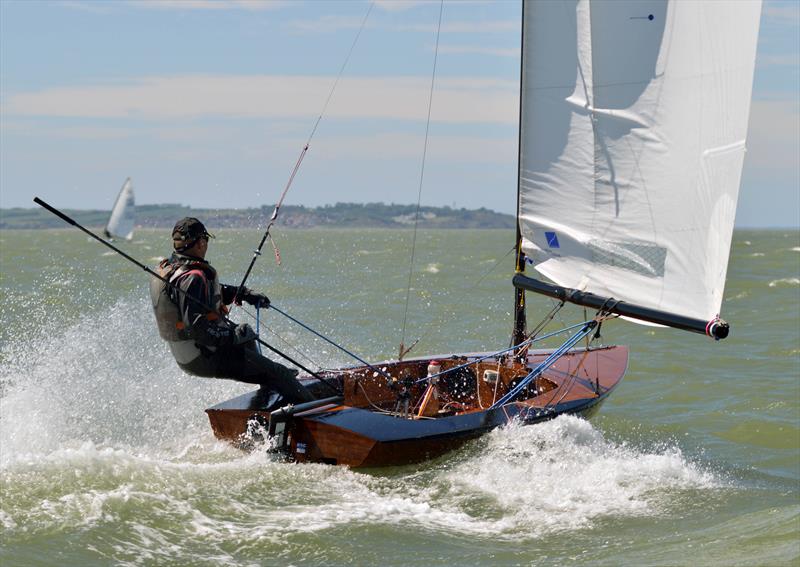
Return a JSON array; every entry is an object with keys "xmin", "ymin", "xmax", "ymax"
[{"xmin": 511, "ymin": 0, "xmax": 527, "ymax": 348}]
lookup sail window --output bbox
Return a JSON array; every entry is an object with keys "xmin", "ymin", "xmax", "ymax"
[{"xmin": 588, "ymin": 239, "xmax": 666, "ymax": 278}]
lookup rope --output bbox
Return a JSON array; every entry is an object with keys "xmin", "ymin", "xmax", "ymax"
[
  {"xmin": 411, "ymin": 321, "xmax": 592, "ymax": 386},
  {"xmin": 540, "ymin": 348, "xmax": 592, "ymax": 411},
  {"xmin": 491, "ymin": 320, "xmax": 598, "ymax": 408},
  {"xmin": 305, "ymin": 2, "xmax": 374, "ymax": 146},
  {"xmin": 526, "ymin": 300, "xmax": 565, "ymax": 341},
  {"xmin": 239, "ymin": 305, "xmax": 324, "ymax": 370},
  {"xmin": 399, "ymin": 0, "xmax": 444, "ymax": 360},
  {"xmin": 234, "ymin": 1, "xmax": 374, "ymax": 298},
  {"xmin": 269, "ymin": 304, "xmax": 394, "ymax": 381},
  {"xmin": 401, "ymin": 244, "xmax": 516, "ymax": 360},
  {"xmin": 243, "ymin": 295, "xmax": 596, "ymax": 393}
]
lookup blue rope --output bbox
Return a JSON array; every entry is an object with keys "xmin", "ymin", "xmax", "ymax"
[
  {"xmin": 490, "ymin": 321, "xmax": 597, "ymax": 408},
  {"xmin": 270, "ymin": 302, "xmax": 598, "ymax": 391},
  {"xmin": 411, "ymin": 319, "xmax": 597, "ymax": 385},
  {"xmin": 408, "ymin": 320, "xmax": 596, "ymax": 389}
]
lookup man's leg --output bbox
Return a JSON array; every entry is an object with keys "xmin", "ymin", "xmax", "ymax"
[
  {"xmin": 186, "ymin": 343, "xmax": 315, "ymax": 404},
  {"xmin": 238, "ymin": 344, "xmax": 315, "ymax": 403}
]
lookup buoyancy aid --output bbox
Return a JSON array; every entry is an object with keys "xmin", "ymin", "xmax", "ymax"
[{"xmin": 150, "ymin": 254, "xmax": 226, "ymax": 343}]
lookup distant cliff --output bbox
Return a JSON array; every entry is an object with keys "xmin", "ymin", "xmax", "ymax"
[{"xmin": 0, "ymin": 202, "xmax": 515, "ymax": 230}]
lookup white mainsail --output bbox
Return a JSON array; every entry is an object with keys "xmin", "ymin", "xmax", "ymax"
[
  {"xmin": 104, "ymin": 178, "xmax": 135, "ymax": 241},
  {"xmin": 518, "ymin": 0, "xmax": 761, "ymax": 323}
]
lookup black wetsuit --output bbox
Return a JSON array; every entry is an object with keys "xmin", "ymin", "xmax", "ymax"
[{"xmin": 158, "ymin": 252, "xmax": 314, "ymax": 403}]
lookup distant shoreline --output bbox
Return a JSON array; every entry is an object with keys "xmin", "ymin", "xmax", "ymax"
[
  {"xmin": 0, "ymin": 202, "xmax": 516, "ymax": 230},
  {"xmin": 1, "ymin": 204, "xmax": 795, "ymax": 231}
]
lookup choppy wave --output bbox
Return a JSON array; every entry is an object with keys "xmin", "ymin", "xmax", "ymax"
[
  {"xmin": 769, "ymin": 278, "xmax": 800, "ymax": 287},
  {"xmin": 1, "ymin": 417, "xmax": 721, "ymax": 557},
  {"xmin": 0, "ymin": 299, "xmax": 724, "ymax": 563},
  {"xmin": 428, "ymin": 418, "xmax": 718, "ymax": 538},
  {"xmin": 726, "ymin": 291, "xmax": 750, "ymax": 301},
  {"xmin": 0, "ymin": 299, "xmax": 247, "ymax": 465},
  {"xmin": 425, "ymin": 263, "xmax": 441, "ymax": 274},
  {"xmin": 2, "ymin": 227, "xmax": 798, "ymax": 566}
]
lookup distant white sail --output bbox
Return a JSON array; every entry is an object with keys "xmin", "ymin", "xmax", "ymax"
[
  {"xmin": 104, "ymin": 178, "xmax": 135, "ymax": 241},
  {"xmin": 518, "ymin": 0, "xmax": 761, "ymax": 322}
]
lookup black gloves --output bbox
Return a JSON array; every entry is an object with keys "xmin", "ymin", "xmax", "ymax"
[
  {"xmin": 242, "ymin": 290, "xmax": 270, "ymax": 308},
  {"xmin": 233, "ymin": 323, "xmax": 258, "ymax": 345}
]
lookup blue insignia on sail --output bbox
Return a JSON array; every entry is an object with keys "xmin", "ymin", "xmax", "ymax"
[{"xmin": 545, "ymin": 232, "xmax": 560, "ymax": 248}]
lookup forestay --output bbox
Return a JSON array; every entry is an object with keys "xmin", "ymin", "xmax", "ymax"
[
  {"xmin": 517, "ymin": 0, "xmax": 761, "ymax": 322},
  {"xmin": 105, "ymin": 177, "xmax": 135, "ymax": 240}
]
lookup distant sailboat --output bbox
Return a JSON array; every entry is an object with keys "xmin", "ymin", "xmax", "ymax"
[{"xmin": 104, "ymin": 178, "xmax": 135, "ymax": 241}]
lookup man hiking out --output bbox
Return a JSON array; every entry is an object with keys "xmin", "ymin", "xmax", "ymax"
[{"xmin": 150, "ymin": 217, "xmax": 314, "ymax": 404}]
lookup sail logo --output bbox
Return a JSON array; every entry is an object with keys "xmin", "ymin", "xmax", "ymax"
[{"xmin": 545, "ymin": 232, "xmax": 560, "ymax": 248}]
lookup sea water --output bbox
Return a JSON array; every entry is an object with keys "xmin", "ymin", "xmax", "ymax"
[{"xmin": 1, "ymin": 228, "xmax": 798, "ymax": 566}]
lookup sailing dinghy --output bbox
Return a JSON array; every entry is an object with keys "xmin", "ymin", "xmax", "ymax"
[
  {"xmin": 104, "ymin": 177, "xmax": 135, "ymax": 241},
  {"xmin": 207, "ymin": 0, "xmax": 761, "ymax": 467}
]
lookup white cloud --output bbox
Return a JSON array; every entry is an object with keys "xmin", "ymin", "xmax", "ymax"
[
  {"xmin": 438, "ymin": 44, "xmax": 518, "ymax": 58},
  {"xmin": 286, "ymin": 15, "xmax": 374, "ymax": 33},
  {"xmin": 62, "ymin": 1, "xmax": 114, "ymax": 14},
  {"xmin": 374, "ymin": 0, "xmax": 430, "ymax": 12},
  {"xmin": 374, "ymin": 0, "xmax": 495, "ymax": 12},
  {"xmin": 757, "ymin": 53, "xmax": 800, "ymax": 67},
  {"xmin": 129, "ymin": 0, "xmax": 290, "ymax": 11},
  {"xmin": 400, "ymin": 20, "xmax": 519, "ymax": 33},
  {"xmin": 763, "ymin": 2, "xmax": 800, "ymax": 23},
  {"xmin": 1, "ymin": 75, "xmax": 518, "ymax": 124},
  {"xmin": 0, "ymin": 121, "xmax": 134, "ymax": 140},
  {"xmin": 746, "ymin": 99, "xmax": 800, "ymax": 171},
  {"xmin": 308, "ymin": 132, "xmax": 515, "ymax": 164}
]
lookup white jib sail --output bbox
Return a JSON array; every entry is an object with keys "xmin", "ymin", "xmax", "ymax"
[
  {"xmin": 518, "ymin": 0, "xmax": 761, "ymax": 322},
  {"xmin": 105, "ymin": 177, "xmax": 135, "ymax": 240}
]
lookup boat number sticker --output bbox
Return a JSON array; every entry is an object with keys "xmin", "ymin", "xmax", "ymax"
[
  {"xmin": 296, "ymin": 442, "xmax": 307, "ymax": 454},
  {"xmin": 545, "ymin": 231, "xmax": 560, "ymax": 248}
]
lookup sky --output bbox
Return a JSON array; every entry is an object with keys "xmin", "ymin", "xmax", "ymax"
[{"xmin": 0, "ymin": 0, "xmax": 798, "ymax": 228}]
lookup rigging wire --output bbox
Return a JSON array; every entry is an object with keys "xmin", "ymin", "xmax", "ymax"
[
  {"xmin": 539, "ymin": 312, "xmax": 618, "ymax": 411},
  {"xmin": 401, "ymin": 244, "xmax": 517, "ymax": 360},
  {"xmin": 305, "ymin": 2, "xmax": 374, "ymax": 146},
  {"xmin": 399, "ymin": 0, "xmax": 445, "ymax": 361},
  {"xmin": 238, "ymin": 305, "xmax": 324, "ymax": 369},
  {"xmin": 410, "ymin": 321, "xmax": 591, "ymax": 386},
  {"xmin": 514, "ymin": 290, "xmax": 572, "ymax": 349},
  {"xmin": 242, "ymin": 301, "xmax": 394, "ymax": 382},
  {"xmin": 512, "ymin": 299, "xmax": 566, "ymax": 359},
  {"xmin": 269, "ymin": 304, "xmax": 394, "ymax": 381},
  {"xmin": 491, "ymin": 320, "xmax": 598, "ymax": 408},
  {"xmin": 234, "ymin": 1, "xmax": 375, "ymax": 298}
]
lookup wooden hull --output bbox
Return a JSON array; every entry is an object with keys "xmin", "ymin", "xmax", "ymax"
[{"xmin": 206, "ymin": 345, "xmax": 628, "ymax": 467}]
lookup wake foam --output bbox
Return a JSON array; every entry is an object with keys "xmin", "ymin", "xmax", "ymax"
[
  {"xmin": 769, "ymin": 277, "xmax": 800, "ymax": 287},
  {"xmin": 431, "ymin": 417, "xmax": 718, "ymax": 537},
  {"xmin": 0, "ymin": 298, "xmax": 249, "ymax": 466},
  {"xmin": 1, "ymin": 297, "xmax": 721, "ymax": 547}
]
